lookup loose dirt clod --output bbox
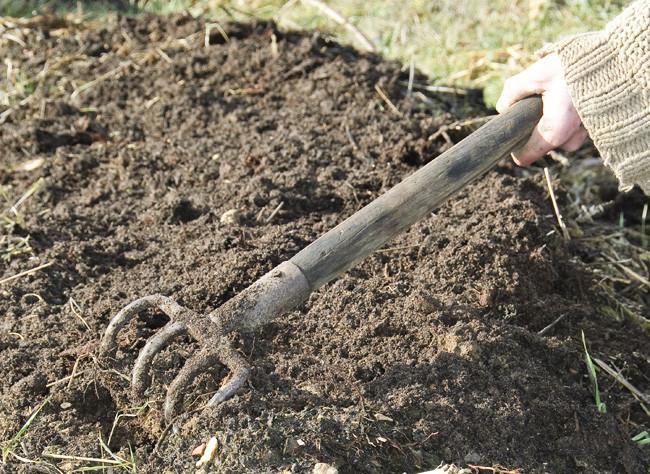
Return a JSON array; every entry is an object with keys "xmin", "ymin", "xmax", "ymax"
[
  {"xmin": 191, "ymin": 442, "xmax": 206, "ymax": 457},
  {"xmin": 220, "ymin": 209, "xmax": 241, "ymax": 225},
  {"xmin": 0, "ymin": 13, "xmax": 647, "ymax": 474}
]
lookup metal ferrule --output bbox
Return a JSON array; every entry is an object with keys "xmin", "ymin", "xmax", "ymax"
[{"xmin": 209, "ymin": 261, "xmax": 312, "ymax": 333}]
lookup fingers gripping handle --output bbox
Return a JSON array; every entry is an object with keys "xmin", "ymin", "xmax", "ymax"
[{"xmin": 290, "ymin": 96, "xmax": 543, "ymax": 289}]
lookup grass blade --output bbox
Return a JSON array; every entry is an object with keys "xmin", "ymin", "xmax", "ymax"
[
  {"xmin": 1, "ymin": 397, "xmax": 50, "ymax": 462},
  {"xmin": 581, "ymin": 331, "xmax": 606, "ymax": 414}
]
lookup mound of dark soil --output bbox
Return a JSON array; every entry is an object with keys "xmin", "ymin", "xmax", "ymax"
[{"xmin": 0, "ymin": 14, "xmax": 647, "ymax": 474}]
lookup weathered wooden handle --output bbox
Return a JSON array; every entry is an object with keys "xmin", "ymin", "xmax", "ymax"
[{"xmin": 290, "ymin": 96, "xmax": 543, "ymax": 289}]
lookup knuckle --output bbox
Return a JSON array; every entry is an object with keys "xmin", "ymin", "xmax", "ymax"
[{"xmin": 538, "ymin": 124, "xmax": 566, "ymax": 148}]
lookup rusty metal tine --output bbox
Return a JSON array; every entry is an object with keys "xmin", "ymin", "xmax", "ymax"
[
  {"xmin": 163, "ymin": 349, "xmax": 222, "ymax": 423},
  {"xmin": 131, "ymin": 321, "xmax": 188, "ymax": 397},
  {"xmin": 208, "ymin": 344, "xmax": 251, "ymax": 406},
  {"xmin": 100, "ymin": 294, "xmax": 187, "ymax": 354}
]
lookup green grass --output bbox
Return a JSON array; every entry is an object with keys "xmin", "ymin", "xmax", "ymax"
[
  {"xmin": 1, "ymin": 397, "xmax": 50, "ymax": 463},
  {"xmin": 1, "ymin": 0, "xmax": 626, "ymax": 105},
  {"xmin": 632, "ymin": 431, "xmax": 650, "ymax": 446},
  {"xmin": 40, "ymin": 402, "xmax": 147, "ymax": 472},
  {"xmin": 0, "ymin": 0, "xmax": 138, "ymax": 17},
  {"xmin": 0, "ymin": 179, "xmax": 43, "ymax": 263},
  {"xmin": 581, "ymin": 331, "xmax": 607, "ymax": 414},
  {"xmin": 632, "ymin": 431, "xmax": 650, "ymax": 447}
]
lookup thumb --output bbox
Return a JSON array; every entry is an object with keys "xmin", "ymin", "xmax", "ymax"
[{"xmin": 496, "ymin": 71, "xmax": 544, "ymax": 113}]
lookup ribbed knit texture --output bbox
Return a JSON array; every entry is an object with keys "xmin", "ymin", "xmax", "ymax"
[{"xmin": 554, "ymin": 0, "xmax": 650, "ymax": 194}]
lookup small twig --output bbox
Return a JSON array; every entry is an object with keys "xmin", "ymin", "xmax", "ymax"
[
  {"xmin": 544, "ymin": 167, "xmax": 570, "ymax": 240},
  {"xmin": 67, "ymin": 356, "xmax": 82, "ymax": 390},
  {"xmin": 537, "ymin": 313, "xmax": 566, "ymax": 336},
  {"xmin": 69, "ymin": 297, "xmax": 91, "ymax": 331},
  {"xmin": 343, "ymin": 181, "xmax": 361, "ymax": 208},
  {"xmin": 46, "ymin": 369, "xmax": 88, "ymax": 388},
  {"xmin": 374, "ymin": 84, "xmax": 401, "ymax": 117},
  {"xmin": 0, "ymin": 261, "xmax": 53, "ymax": 286},
  {"xmin": 376, "ymin": 244, "xmax": 421, "ymax": 253},
  {"xmin": 344, "ymin": 118, "xmax": 370, "ymax": 162},
  {"xmin": 102, "ymin": 367, "xmax": 131, "ymax": 383},
  {"xmin": 3, "ymin": 33, "xmax": 26, "ymax": 47},
  {"xmin": 42, "ymin": 452, "xmax": 123, "ymax": 465},
  {"xmin": 270, "ymin": 33, "xmax": 279, "ymax": 58},
  {"xmin": 467, "ymin": 464, "xmax": 522, "ymax": 474},
  {"xmin": 6, "ymin": 177, "xmax": 44, "ymax": 216},
  {"xmin": 8, "ymin": 451, "xmax": 38, "ymax": 465},
  {"xmin": 255, "ymin": 205, "xmax": 268, "ymax": 222},
  {"xmin": 264, "ymin": 201, "xmax": 284, "ymax": 223},
  {"xmin": 602, "ymin": 254, "xmax": 650, "ymax": 289},
  {"xmin": 398, "ymin": 81, "xmax": 469, "ymax": 95},
  {"xmin": 406, "ymin": 57, "xmax": 415, "ymax": 98},
  {"xmin": 592, "ymin": 356, "xmax": 650, "ymax": 406},
  {"xmin": 428, "ymin": 116, "xmax": 494, "ymax": 142},
  {"xmin": 412, "ymin": 91, "xmax": 440, "ymax": 111},
  {"xmin": 344, "ymin": 121, "xmax": 359, "ymax": 151},
  {"xmin": 0, "ymin": 94, "xmax": 34, "ymax": 124},
  {"xmin": 70, "ymin": 61, "xmax": 132, "ymax": 102},
  {"xmin": 144, "ymin": 96, "xmax": 160, "ymax": 109},
  {"xmin": 301, "ymin": 0, "xmax": 375, "ymax": 52},
  {"xmin": 204, "ymin": 22, "xmax": 229, "ymax": 49},
  {"xmin": 156, "ymin": 47, "xmax": 173, "ymax": 64},
  {"xmin": 274, "ymin": 0, "xmax": 300, "ymax": 23}
]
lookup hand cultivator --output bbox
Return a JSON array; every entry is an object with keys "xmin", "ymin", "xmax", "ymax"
[{"xmin": 101, "ymin": 97, "xmax": 542, "ymax": 423}]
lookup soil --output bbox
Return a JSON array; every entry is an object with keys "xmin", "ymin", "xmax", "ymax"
[{"xmin": 0, "ymin": 14, "xmax": 648, "ymax": 474}]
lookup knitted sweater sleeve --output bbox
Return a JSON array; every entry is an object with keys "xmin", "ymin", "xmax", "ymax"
[{"xmin": 553, "ymin": 0, "xmax": 650, "ymax": 194}]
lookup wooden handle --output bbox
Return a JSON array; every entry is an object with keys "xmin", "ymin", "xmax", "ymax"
[{"xmin": 290, "ymin": 96, "xmax": 543, "ymax": 289}]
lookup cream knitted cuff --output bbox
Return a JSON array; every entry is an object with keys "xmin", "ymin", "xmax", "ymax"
[{"xmin": 554, "ymin": 0, "xmax": 650, "ymax": 194}]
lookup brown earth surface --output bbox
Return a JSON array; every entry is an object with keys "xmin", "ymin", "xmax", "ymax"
[{"xmin": 0, "ymin": 14, "xmax": 648, "ymax": 474}]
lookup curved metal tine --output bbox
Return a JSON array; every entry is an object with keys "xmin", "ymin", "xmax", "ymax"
[
  {"xmin": 132, "ymin": 321, "xmax": 188, "ymax": 397},
  {"xmin": 100, "ymin": 294, "xmax": 187, "ymax": 355},
  {"xmin": 208, "ymin": 343, "xmax": 251, "ymax": 406},
  {"xmin": 163, "ymin": 344, "xmax": 251, "ymax": 423},
  {"xmin": 164, "ymin": 349, "xmax": 221, "ymax": 423}
]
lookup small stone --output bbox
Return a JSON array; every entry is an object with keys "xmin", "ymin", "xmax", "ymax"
[
  {"xmin": 60, "ymin": 402, "xmax": 72, "ymax": 409},
  {"xmin": 220, "ymin": 209, "xmax": 240, "ymax": 225},
  {"xmin": 191, "ymin": 442, "xmax": 206, "ymax": 457},
  {"xmin": 195, "ymin": 437, "xmax": 218, "ymax": 468},
  {"xmin": 313, "ymin": 462, "xmax": 338, "ymax": 474},
  {"xmin": 16, "ymin": 158, "xmax": 44, "ymax": 172},
  {"xmin": 418, "ymin": 464, "xmax": 468, "ymax": 474},
  {"xmin": 373, "ymin": 413, "xmax": 393, "ymax": 422},
  {"xmin": 285, "ymin": 437, "xmax": 302, "ymax": 454},
  {"xmin": 463, "ymin": 451, "xmax": 481, "ymax": 464}
]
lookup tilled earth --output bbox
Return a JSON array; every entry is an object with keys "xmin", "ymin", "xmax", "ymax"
[{"xmin": 0, "ymin": 14, "xmax": 648, "ymax": 474}]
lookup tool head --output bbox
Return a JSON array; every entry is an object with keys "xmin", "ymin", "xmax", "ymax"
[{"xmin": 99, "ymin": 261, "xmax": 311, "ymax": 423}]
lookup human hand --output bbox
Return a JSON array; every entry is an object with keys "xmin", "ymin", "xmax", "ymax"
[{"xmin": 496, "ymin": 53, "xmax": 587, "ymax": 166}]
